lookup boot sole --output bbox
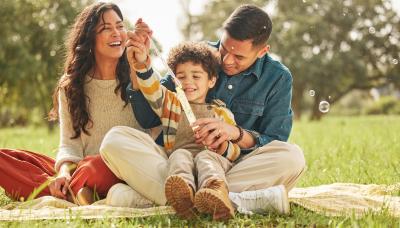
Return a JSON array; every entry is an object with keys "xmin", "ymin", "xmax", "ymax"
[
  {"xmin": 194, "ymin": 188, "xmax": 235, "ymax": 220},
  {"xmin": 165, "ymin": 175, "xmax": 195, "ymax": 219}
]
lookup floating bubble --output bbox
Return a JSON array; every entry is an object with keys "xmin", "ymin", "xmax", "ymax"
[
  {"xmin": 319, "ymin": 100, "xmax": 330, "ymax": 113},
  {"xmin": 369, "ymin": 27, "xmax": 376, "ymax": 34},
  {"xmin": 392, "ymin": 59, "xmax": 398, "ymax": 65},
  {"xmin": 309, "ymin": 90, "xmax": 315, "ymax": 96},
  {"xmin": 328, "ymin": 95, "xmax": 332, "ymax": 100}
]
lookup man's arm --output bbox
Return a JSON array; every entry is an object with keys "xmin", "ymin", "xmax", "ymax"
[{"xmin": 248, "ymin": 72, "xmax": 293, "ymax": 149}]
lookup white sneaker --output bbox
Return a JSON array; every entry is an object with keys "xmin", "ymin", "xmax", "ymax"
[
  {"xmin": 106, "ymin": 183, "xmax": 154, "ymax": 208},
  {"xmin": 229, "ymin": 185, "xmax": 290, "ymax": 215}
]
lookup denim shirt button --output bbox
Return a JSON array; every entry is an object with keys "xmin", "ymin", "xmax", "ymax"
[{"xmin": 227, "ymin": 84, "xmax": 233, "ymax": 90}]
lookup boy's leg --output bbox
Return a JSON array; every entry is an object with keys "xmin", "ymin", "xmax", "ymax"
[
  {"xmin": 0, "ymin": 149, "xmax": 55, "ymax": 200},
  {"xmin": 167, "ymin": 149, "xmax": 195, "ymax": 188},
  {"xmin": 226, "ymin": 140, "xmax": 306, "ymax": 192},
  {"xmin": 194, "ymin": 150, "xmax": 234, "ymax": 220},
  {"xmin": 100, "ymin": 126, "xmax": 168, "ymax": 205},
  {"xmin": 165, "ymin": 149, "xmax": 196, "ymax": 219},
  {"xmin": 195, "ymin": 150, "xmax": 232, "ymax": 188}
]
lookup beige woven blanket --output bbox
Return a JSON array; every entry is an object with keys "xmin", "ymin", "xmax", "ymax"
[{"xmin": 1, "ymin": 182, "xmax": 399, "ymax": 221}]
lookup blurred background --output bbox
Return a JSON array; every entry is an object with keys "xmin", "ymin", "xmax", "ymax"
[{"xmin": 0, "ymin": 0, "xmax": 399, "ymax": 130}]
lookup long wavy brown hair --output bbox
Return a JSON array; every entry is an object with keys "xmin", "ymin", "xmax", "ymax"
[{"xmin": 48, "ymin": 2, "xmax": 130, "ymax": 139}]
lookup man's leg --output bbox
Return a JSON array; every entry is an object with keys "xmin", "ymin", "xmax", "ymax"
[
  {"xmin": 227, "ymin": 140, "xmax": 306, "ymax": 192},
  {"xmin": 100, "ymin": 126, "xmax": 168, "ymax": 205}
]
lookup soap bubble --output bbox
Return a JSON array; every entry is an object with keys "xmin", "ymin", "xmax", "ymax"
[
  {"xmin": 309, "ymin": 90, "xmax": 315, "ymax": 96},
  {"xmin": 369, "ymin": 27, "xmax": 376, "ymax": 34},
  {"xmin": 392, "ymin": 59, "xmax": 398, "ymax": 65},
  {"xmin": 319, "ymin": 101, "xmax": 330, "ymax": 113}
]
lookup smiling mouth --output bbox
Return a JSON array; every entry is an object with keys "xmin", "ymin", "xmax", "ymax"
[
  {"xmin": 108, "ymin": 41, "xmax": 122, "ymax": 47},
  {"xmin": 223, "ymin": 65, "xmax": 235, "ymax": 69},
  {"xmin": 184, "ymin": 88, "xmax": 196, "ymax": 93}
]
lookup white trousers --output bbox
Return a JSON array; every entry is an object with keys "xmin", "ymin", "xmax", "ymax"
[{"xmin": 100, "ymin": 126, "xmax": 306, "ymax": 205}]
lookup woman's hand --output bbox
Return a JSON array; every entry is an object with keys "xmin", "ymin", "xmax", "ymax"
[
  {"xmin": 48, "ymin": 162, "xmax": 75, "ymax": 200},
  {"xmin": 48, "ymin": 170, "xmax": 71, "ymax": 200},
  {"xmin": 126, "ymin": 18, "xmax": 152, "ymax": 67},
  {"xmin": 193, "ymin": 118, "xmax": 240, "ymax": 151}
]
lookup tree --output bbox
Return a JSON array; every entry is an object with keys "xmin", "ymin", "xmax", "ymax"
[
  {"xmin": 179, "ymin": 0, "xmax": 400, "ymax": 120},
  {"xmin": 0, "ymin": 0, "xmax": 93, "ymax": 128}
]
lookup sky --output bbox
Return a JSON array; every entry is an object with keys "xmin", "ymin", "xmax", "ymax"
[{"xmin": 103, "ymin": 0, "xmax": 400, "ymax": 70}]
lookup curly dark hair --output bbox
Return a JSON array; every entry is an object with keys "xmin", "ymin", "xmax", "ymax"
[
  {"xmin": 167, "ymin": 42, "xmax": 221, "ymax": 79},
  {"xmin": 48, "ymin": 2, "xmax": 130, "ymax": 139}
]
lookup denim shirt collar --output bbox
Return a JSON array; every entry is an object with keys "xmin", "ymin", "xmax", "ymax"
[{"xmin": 209, "ymin": 40, "xmax": 266, "ymax": 80}]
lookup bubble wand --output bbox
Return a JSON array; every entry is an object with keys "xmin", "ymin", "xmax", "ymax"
[{"xmin": 147, "ymin": 35, "xmax": 198, "ymax": 130}]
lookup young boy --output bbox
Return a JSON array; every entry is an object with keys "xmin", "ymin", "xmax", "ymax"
[{"xmin": 129, "ymin": 41, "xmax": 241, "ymax": 220}]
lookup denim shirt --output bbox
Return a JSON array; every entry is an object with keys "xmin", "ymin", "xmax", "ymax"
[{"xmin": 127, "ymin": 41, "xmax": 293, "ymax": 153}]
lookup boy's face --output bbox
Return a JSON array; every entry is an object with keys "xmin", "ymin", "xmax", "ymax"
[{"xmin": 175, "ymin": 61, "xmax": 216, "ymax": 103}]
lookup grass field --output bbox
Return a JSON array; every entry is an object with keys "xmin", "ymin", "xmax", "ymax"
[{"xmin": 0, "ymin": 115, "xmax": 399, "ymax": 227}]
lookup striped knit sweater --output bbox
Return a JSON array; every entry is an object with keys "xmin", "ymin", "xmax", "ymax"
[{"xmin": 136, "ymin": 68, "xmax": 241, "ymax": 161}]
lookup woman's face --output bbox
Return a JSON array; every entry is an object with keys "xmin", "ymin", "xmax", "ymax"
[{"xmin": 94, "ymin": 9, "xmax": 127, "ymax": 61}]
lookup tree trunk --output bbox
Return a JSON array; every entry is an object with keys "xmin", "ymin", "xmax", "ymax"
[
  {"xmin": 292, "ymin": 87, "xmax": 303, "ymax": 120},
  {"xmin": 310, "ymin": 96, "xmax": 323, "ymax": 121}
]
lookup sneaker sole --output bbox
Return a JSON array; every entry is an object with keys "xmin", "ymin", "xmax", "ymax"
[
  {"xmin": 279, "ymin": 185, "xmax": 290, "ymax": 214},
  {"xmin": 165, "ymin": 175, "xmax": 195, "ymax": 219},
  {"xmin": 194, "ymin": 188, "xmax": 235, "ymax": 220}
]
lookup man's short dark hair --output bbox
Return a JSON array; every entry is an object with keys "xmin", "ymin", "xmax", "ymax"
[{"xmin": 223, "ymin": 4, "xmax": 272, "ymax": 47}]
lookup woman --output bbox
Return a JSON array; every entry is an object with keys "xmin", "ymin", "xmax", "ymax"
[{"xmin": 0, "ymin": 2, "xmax": 141, "ymax": 204}]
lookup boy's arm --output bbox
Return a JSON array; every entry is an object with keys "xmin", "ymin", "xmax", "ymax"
[
  {"xmin": 213, "ymin": 107, "xmax": 241, "ymax": 162},
  {"xmin": 135, "ymin": 66, "xmax": 171, "ymax": 117},
  {"xmin": 126, "ymin": 75, "xmax": 176, "ymax": 129},
  {"xmin": 126, "ymin": 82, "xmax": 161, "ymax": 128}
]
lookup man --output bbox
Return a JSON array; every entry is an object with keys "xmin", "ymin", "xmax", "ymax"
[{"xmin": 100, "ymin": 4, "xmax": 305, "ymax": 218}]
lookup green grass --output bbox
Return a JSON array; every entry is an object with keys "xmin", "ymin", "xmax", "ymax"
[{"xmin": 0, "ymin": 116, "xmax": 399, "ymax": 227}]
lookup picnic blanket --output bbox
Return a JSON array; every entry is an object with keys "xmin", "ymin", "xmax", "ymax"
[{"xmin": 1, "ymin": 182, "xmax": 399, "ymax": 221}]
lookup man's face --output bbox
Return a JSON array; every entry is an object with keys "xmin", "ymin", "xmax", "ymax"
[{"xmin": 219, "ymin": 32, "xmax": 269, "ymax": 76}]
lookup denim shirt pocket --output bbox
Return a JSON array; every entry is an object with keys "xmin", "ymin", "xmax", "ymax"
[{"xmin": 231, "ymin": 99, "xmax": 264, "ymax": 126}]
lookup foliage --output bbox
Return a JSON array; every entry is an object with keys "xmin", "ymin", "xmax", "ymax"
[
  {"xmin": 1, "ymin": 116, "xmax": 399, "ymax": 226},
  {"xmin": 179, "ymin": 0, "xmax": 400, "ymax": 120},
  {"xmin": 365, "ymin": 96, "xmax": 400, "ymax": 114},
  {"xmin": 0, "ymin": 0, "xmax": 93, "ymax": 128}
]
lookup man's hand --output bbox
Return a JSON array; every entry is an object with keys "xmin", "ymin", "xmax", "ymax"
[{"xmin": 193, "ymin": 118, "xmax": 240, "ymax": 151}]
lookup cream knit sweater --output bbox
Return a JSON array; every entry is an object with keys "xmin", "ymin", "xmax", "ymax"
[{"xmin": 55, "ymin": 76, "xmax": 141, "ymax": 171}]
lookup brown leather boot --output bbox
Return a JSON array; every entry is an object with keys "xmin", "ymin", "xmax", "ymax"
[
  {"xmin": 194, "ymin": 179, "xmax": 235, "ymax": 220},
  {"xmin": 165, "ymin": 175, "xmax": 196, "ymax": 219},
  {"xmin": 76, "ymin": 187, "xmax": 94, "ymax": 205}
]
